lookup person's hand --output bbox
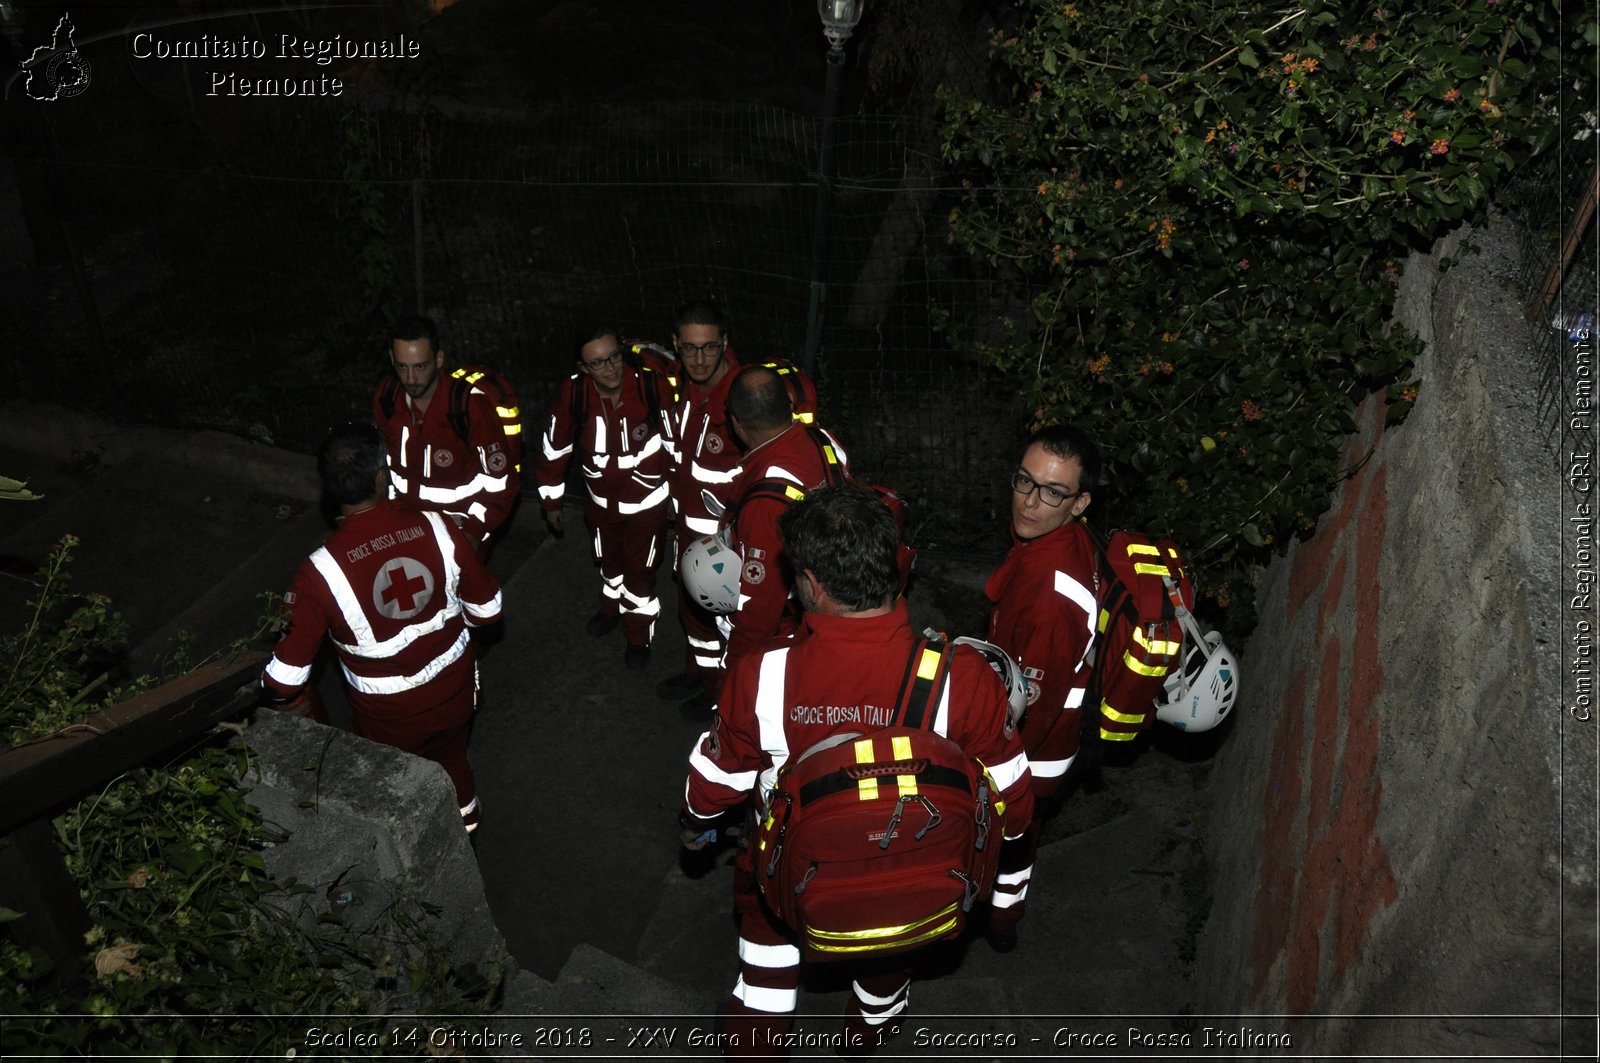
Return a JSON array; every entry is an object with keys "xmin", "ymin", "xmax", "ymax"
[
  {"xmin": 544, "ymin": 509, "xmax": 564, "ymax": 536},
  {"xmin": 680, "ymin": 826, "xmax": 717, "ymax": 851}
]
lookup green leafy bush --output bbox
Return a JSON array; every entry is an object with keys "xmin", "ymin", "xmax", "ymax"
[
  {"xmin": 941, "ymin": 0, "xmax": 1592, "ymax": 630},
  {"xmin": 0, "ymin": 543, "xmax": 498, "ymax": 1055}
]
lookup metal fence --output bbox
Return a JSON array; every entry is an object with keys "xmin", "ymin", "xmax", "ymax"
[{"xmin": 0, "ymin": 95, "xmax": 1021, "ymax": 552}]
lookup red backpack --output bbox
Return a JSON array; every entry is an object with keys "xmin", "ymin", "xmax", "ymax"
[
  {"xmin": 754, "ymin": 638, "xmax": 1005, "ymax": 962},
  {"xmin": 1088, "ymin": 529, "xmax": 1194, "ymax": 740}
]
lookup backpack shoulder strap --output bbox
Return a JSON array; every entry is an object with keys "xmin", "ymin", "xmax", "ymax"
[
  {"xmin": 377, "ymin": 375, "xmax": 400, "ymax": 421},
  {"xmin": 445, "ymin": 369, "xmax": 474, "ymax": 446},
  {"xmin": 802, "ymin": 425, "xmax": 846, "ymax": 487},
  {"xmin": 894, "ymin": 638, "xmax": 951, "ymax": 731}
]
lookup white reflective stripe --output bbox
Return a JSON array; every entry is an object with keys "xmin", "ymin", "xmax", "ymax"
[
  {"xmin": 342, "ymin": 627, "xmax": 471, "ymax": 695},
  {"xmin": 616, "ymin": 481, "xmax": 669, "ymax": 514},
  {"xmin": 423, "ymin": 444, "xmax": 433, "ymax": 478},
  {"xmin": 615, "ymin": 434, "xmax": 664, "ymax": 468},
  {"xmin": 995, "ymin": 868, "xmax": 1032, "ymax": 887},
  {"xmin": 931, "ymin": 673, "xmax": 951, "ymax": 736},
  {"xmin": 264, "ymin": 656, "xmax": 312, "ymax": 688},
  {"xmin": 467, "ymin": 501, "xmax": 488, "ymax": 523},
  {"xmin": 859, "ymin": 998, "xmax": 908, "ymax": 1025},
  {"xmin": 645, "ymin": 535, "xmax": 658, "ymax": 569},
  {"xmin": 692, "ymin": 653, "xmax": 722, "ymax": 669},
  {"xmin": 593, "ymin": 413, "xmax": 606, "ymax": 452},
  {"xmin": 733, "ymin": 976, "xmax": 796, "ymax": 1014},
  {"xmin": 753, "ymin": 647, "xmax": 792, "ymax": 802},
  {"xmin": 851, "ymin": 981, "xmax": 907, "ymax": 1008},
  {"xmin": 1054, "ymin": 570, "xmax": 1098, "ymax": 656},
  {"xmin": 463, "ymin": 590, "xmax": 502, "ymax": 621},
  {"xmin": 1030, "ymin": 751, "xmax": 1075, "ymax": 780},
  {"xmin": 399, "ymin": 424, "xmax": 410, "ymax": 460},
  {"xmin": 418, "ymin": 469, "xmax": 510, "ymax": 505},
  {"xmin": 739, "ymin": 938, "xmax": 800, "ymax": 969},
  {"xmin": 309, "ymin": 547, "xmax": 377, "ymax": 646},
  {"xmin": 388, "ymin": 470, "xmax": 409, "ymax": 493},
  {"xmin": 538, "ymin": 483, "xmax": 565, "ymax": 501},
  {"xmin": 542, "ymin": 439, "xmax": 573, "ymax": 460},
  {"xmin": 688, "ymin": 744, "xmax": 757, "ymax": 793},
  {"xmin": 985, "ymin": 749, "xmax": 1031, "ymax": 793},
  {"xmin": 990, "ymin": 885, "xmax": 1029, "ymax": 908},
  {"xmin": 460, "ymin": 797, "xmax": 480, "ymax": 817},
  {"xmin": 687, "ymin": 635, "xmax": 721, "ymax": 650},
  {"xmin": 592, "ymin": 453, "xmax": 612, "ymax": 469},
  {"xmin": 684, "ymin": 514, "xmax": 719, "ymax": 535},
  {"xmin": 689, "ymin": 459, "xmax": 741, "ymax": 485},
  {"xmin": 620, "ymin": 594, "xmax": 661, "ymax": 619},
  {"xmin": 1064, "ymin": 685, "xmax": 1086, "ymax": 709},
  {"xmin": 760, "ymin": 463, "xmax": 804, "ymax": 487}
]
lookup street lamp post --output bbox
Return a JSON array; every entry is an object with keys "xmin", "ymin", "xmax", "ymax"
[{"xmin": 801, "ymin": 0, "xmax": 864, "ymax": 378}]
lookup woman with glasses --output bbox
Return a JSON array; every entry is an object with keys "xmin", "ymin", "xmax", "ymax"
[{"xmin": 980, "ymin": 424, "xmax": 1102, "ymax": 951}]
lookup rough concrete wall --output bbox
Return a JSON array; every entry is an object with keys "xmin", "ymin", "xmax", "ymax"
[{"xmin": 1195, "ymin": 217, "xmax": 1597, "ymax": 1056}]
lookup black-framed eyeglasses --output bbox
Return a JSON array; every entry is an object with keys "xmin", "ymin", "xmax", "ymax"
[
  {"xmin": 676, "ymin": 340, "xmax": 726, "ymax": 357},
  {"xmin": 1011, "ymin": 469, "xmax": 1081, "ymax": 508},
  {"xmin": 582, "ymin": 350, "xmax": 624, "ymax": 371}
]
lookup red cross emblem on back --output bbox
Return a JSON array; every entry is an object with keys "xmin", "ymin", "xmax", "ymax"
[{"xmin": 373, "ymin": 557, "xmax": 434, "ymax": 620}]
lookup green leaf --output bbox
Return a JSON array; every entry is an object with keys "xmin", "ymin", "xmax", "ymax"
[
  {"xmin": 1043, "ymin": 49, "xmax": 1058, "ymax": 76},
  {"xmin": 0, "ymin": 905, "xmax": 24, "ymax": 923},
  {"xmin": 1239, "ymin": 45, "xmax": 1259, "ymax": 69},
  {"xmin": 1242, "ymin": 523, "xmax": 1265, "ymax": 547}
]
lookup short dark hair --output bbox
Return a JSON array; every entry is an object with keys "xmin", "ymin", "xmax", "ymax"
[
  {"xmin": 319, "ymin": 422, "xmax": 386, "ymax": 507},
  {"xmin": 780, "ymin": 483, "xmax": 899, "ymax": 612},
  {"xmin": 392, "ymin": 314, "xmax": 440, "ymax": 354},
  {"xmin": 728, "ymin": 366, "xmax": 792, "ymax": 432},
  {"xmin": 579, "ymin": 325, "xmax": 622, "ymax": 351},
  {"xmin": 1021, "ymin": 424, "xmax": 1101, "ymax": 494},
  {"xmin": 673, "ymin": 299, "xmax": 726, "ymax": 336}
]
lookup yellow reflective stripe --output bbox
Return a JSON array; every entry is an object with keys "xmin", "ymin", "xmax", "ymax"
[
  {"xmin": 502, "ymin": 424, "xmax": 523, "ymax": 436},
  {"xmin": 807, "ymin": 903, "xmax": 960, "ymax": 946},
  {"xmin": 1133, "ymin": 562, "xmax": 1172, "ymax": 577},
  {"xmin": 1097, "ymin": 608, "xmax": 1111, "ymax": 634},
  {"xmin": 822, "ymin": 444, "xmax": 839, "ymax": 466},
  {"xmin": 1122, "ymin": 651, "xmax": 1169, "ymax": 677},
  {"xmin": 794, "ymin": 412, "xmax": 815, "ymax": 423},
  {"xmin": 782, "ymin": 485, "xmax": 806, "ymax": 502},
  {"xmin": 496, "ymin": 405, "xmax": 519, "ymax": 418},
  {"xmin": 1131, "ymin": 626, "xmax": 1181, "ymax": 655},
  {"xmin": 916, "ymin": 648, "xmax": 941, "ymax": 681},
  {"xmin": 893, "ymin": 732, "xmax": 917, "ymax": 792},
  {"xmin": 1126, "ymin": 543, "xmax": 1161, "ymax": 556},
  {"xmin": 1100, "ymin": 728, "xmax": 1139, "ymax": 741},
  {"xmin": 1101, "ymin": 701, "xmax": 1147, "ymax": 724},
  {"xmin": 855, "ymin": 738, "xmax": 878, "ymax": 801},
  {"xmin": 995, "ymin": 799, "xmax": 1006, "ymax": 817}
]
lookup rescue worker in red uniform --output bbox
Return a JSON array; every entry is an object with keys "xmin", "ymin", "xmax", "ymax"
[
  {"xmin": 373, "ymin": 316, "xmax": 518, "ymax": 555},
  {"xmin": 982, "ymin": 424, "xmax": 1102, "ymax": 948},
  {"xmin": 534, "ymin": 327, "xmax": 677, "ymax": 668},
  {"xmin": 679, "ymin": 484, "xmax": 1034, "ymax": 1056},
  {"xmin": 657, "ymin": 300, "xmax": 744, "ymax": 705},
  {"xmin": 656, "ymin": 301, "xmax": 820, "ymax": 712},
  {"xmin": 720, "ymin": 366, "xmax": 850, "ymax": 664},
  {"xmin": 261, "ymin": 422, "xmax": 503, "ymax": 833}
]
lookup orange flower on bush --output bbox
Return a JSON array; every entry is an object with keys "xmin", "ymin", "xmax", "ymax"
[
  {"xmin": 1443, "ymin": 87, "xmax": 1461, "ymax": 102},
  {"xmin": 1241, "ymin": 400, "xmax": 1264, "ymax": 422},
  {"xmin": 1429, "ymin": 138, "xmax": 1449, "ymax": 155},
  {"xmin": 1389, "ymin": 128, "xmax": 1407, "ymax": 145}
]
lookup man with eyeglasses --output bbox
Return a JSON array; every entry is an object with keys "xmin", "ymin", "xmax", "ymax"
[
  {"xmin": 534, "ymin": 327, "xmax": 678, "ymax": 669},
  {"xmin": 980, "ymin": 423, "xmax": 1103, "ymax": 951}
]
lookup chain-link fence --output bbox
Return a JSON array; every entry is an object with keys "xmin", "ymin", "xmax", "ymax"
[{"xmin": 1, "ymin": 94, "xmax": 1022, "ymax": 553}]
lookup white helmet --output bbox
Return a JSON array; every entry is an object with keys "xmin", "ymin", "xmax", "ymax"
[
  {"xmin": 1156, "ymin": 629, "xmax": 1239, "ymax": 732},
  {"xmin": 681, "ymin": 532, "xmax": 741, "ymax": 614},
  {"xmin": 948, "ymin": 634, "xmax": 1027, "ymax": 730}
]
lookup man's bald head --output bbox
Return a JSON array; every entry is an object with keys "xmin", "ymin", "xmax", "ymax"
[{"xmin": 727, "ymin": 366, "xmax": 793, "ymax": 434}]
